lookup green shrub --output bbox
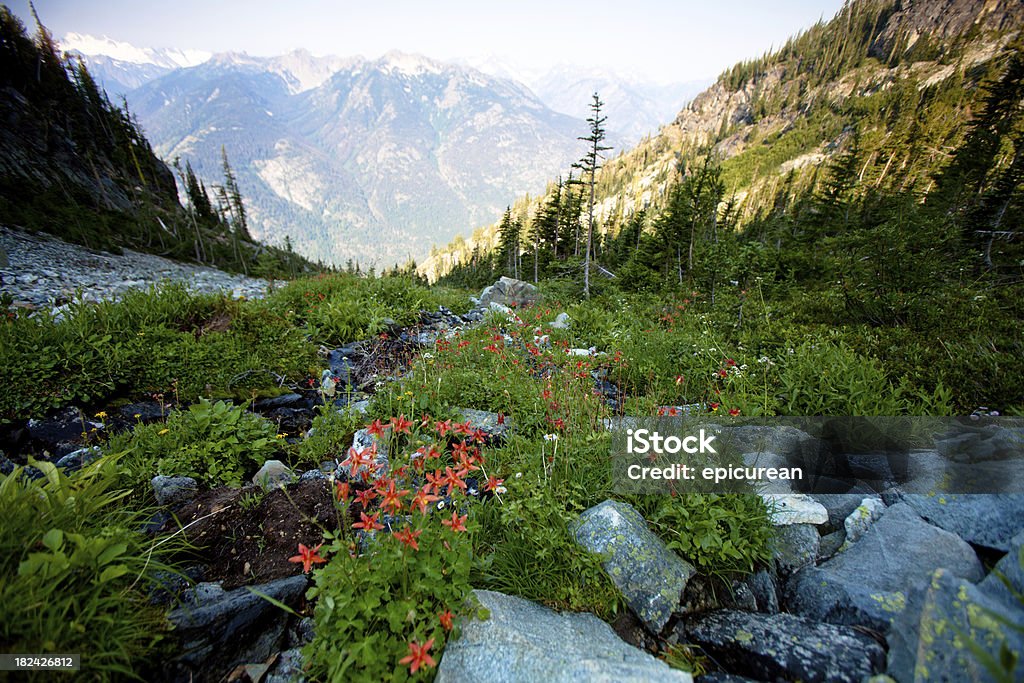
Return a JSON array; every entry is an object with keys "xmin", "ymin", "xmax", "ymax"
[
  {"xmin": 0, "ymin": 457, "xmax": 179, "ymax": 679},
  {"xmin": 111, "ymin": 399, "xmax": 278, "ymax": 489}
]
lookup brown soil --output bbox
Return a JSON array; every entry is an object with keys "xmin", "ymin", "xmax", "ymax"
[{"xmin": 162, "ymin": 479, "xmax": 341, "ymax": 589}]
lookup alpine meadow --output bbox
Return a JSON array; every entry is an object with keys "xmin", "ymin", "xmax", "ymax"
[{"xmin": 1, "ymin": 1, "xmax": 1023, "ymax": 682}]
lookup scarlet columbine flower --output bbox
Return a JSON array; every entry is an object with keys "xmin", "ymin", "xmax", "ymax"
[
  {"xmin": 710, "ymin": 402, "xmax": 721, "ymax": 411},
  {"xmin": 442, "ymin": 510, "xmax": 468, "ymax": 533},
  {"xmin": 497, "ymin": 413, "xmax": 505, "ymax": 425},
  {"xmin": 471, "ymin": 428, "xmax": 488, "ymax": 444},
  {"xmin": 335, "ymin": 481, "xmax": 350, "ymax": 503},
  {"xmin": 288, "ymin": 542, "xmax": 326, "ymax": 573},
  {"xmin": 366, "ymin": 419, "xmax": 388, "ymax": 438},
  {"xmin": 355, "ymin": 488, "xmax": 377, "ymax": 508},
  {"xmin": 551, "ymin": 417, "xmax": 565, "ymax": 431},
  {"xmin": 400, "ymin": 638, "xmax": 436, "ymax": 674},
  {"xmin": 352, "ymin": 511, "xmax": 385, "ymax": 532},
  {"xmin": 675, "ymin": 375, "xmax": 685, "ymax": 385},
  {"xmin": 342, "ymin": 445, "xmax": 374, "ymax": 472},
  {"xmin": 434, "ymin": 419, "xmax": 452, "ymax": 436},
  {"xmin": 485, "ymin": 475, "xmax": 504, "ymax": 492},
  {"xmin": 424, "ymin": 470, "xmax": 445, "ymax": 494},
  {"xmin": 667, "ymin": 407, "xmax": 679, "ymax": 416},
  {"xmin": 718, "ymin": 368, "xmax": 729, "ymax": 378},
  {"xmin": 444, "ymin": 466, "xmax": 468, "ymax": 492},
  {"xmin": 381, "ymin": 480, "xmax": 411, "ymax": 513},
  {"xmin": 410, "ymin": 487, "xmax": 440, "ymax": 515},
  {"xmin": 725, "ymin": 358, "xmax": 737, "ymax": 367},
  {"xmin": 393, "ymin": 526, "xmax": 422, "ymax": 551},
  {"xmin": 454, "ymin": 421, "xmax": 473, "ymax": 436},
  {"xmin": 391, "ymin": 414, "xmax": 413, "ymax": 434},
  {"xmin": 729, "ymin": 407, "xmax": 741, "ymax": 417},
  {"xmin": 439, "ymin": 609, "xmax": 454, "ymax": 631}
]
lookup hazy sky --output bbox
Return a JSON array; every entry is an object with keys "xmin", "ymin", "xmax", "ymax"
[{"xmin": 11, "ymin": 1, "xmax": 847, "ymax": 83}]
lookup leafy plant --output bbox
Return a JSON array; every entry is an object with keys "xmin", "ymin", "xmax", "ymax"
[
  {"xmin": 0, "ymin": 456, "xmax": 181, "ymax": 679},
  {"xmin": 111, "ymin": 398, "xmax": 278, "ymax": 489}
]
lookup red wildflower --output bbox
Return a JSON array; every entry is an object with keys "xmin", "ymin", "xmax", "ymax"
[
  {"xmin": 444, "ymin": 466, "xmax": 468, "ymax": 492},
  {"xmin": 334, "ymin": 480, "xmax": 350, "ymax": 503},
  {"xmin": 718, "ymin": 368, "xmax": 729, "ymax": 378},
  {"xmin": 355, "ymin": 487, "xmax": 377, "ymax": 508},
  {"xmin": 439, "ymin": 609, "xmax": 454, "ymax": 631},
  {"xmin": 725, "ymin": 358, "xmax": 737, "ymax": 367},
  {"xmin": 410, "ymin": 487, "xmax": 440, "ymax": 515},
  {"xmin": 710, "ymin": 402, "xmax": 721, "ymax": 411},
  {"xmin": 288, "ymin": 542, "xmax": 326, "ymax": 573},
  {"xmin": 393, "ymin": 526, "xmax": 422, "ymax": 551},
  {"xmin": 442, "ymin": 510, "xmax": 468, "ymax": 533},
  {"xmin": 485, "ymin": 475, "xmax": 504, "ymax": 492},
  {"xmin": 391, "ymin": 414, "xmax": 413, "ymax": 434},
  {"xmin": 352, "ymin": 511, "xmax": 385, "ymax": 532},
  {"xmin": 381, "ymin": 480, "xmax": 411, "ymax": 513},
  {"xmin": 729, "ymin": 407, "xmax": 741, "ymax": 417},
  {"xmin": 399, "ymin": 638, "xmax": 436, "ymax": 674},
  {"xmin": 366, "ymin": 419, "xmax": 388, "ymax": 438},
  {"xmin": 434, "ymin": 419, "xmax": 453, "ymax": 436}
]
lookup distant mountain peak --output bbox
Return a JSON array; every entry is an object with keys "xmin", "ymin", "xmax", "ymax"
[
  {"xmin": 377, "ymin": 50, "xmax": 446, "ymax": 77},
  {"xmin": 60, "ymin": 32, "xmax": 210, "ymax": 69}
]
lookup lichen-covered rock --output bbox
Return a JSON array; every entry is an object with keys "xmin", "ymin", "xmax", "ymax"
[
  {"xmin": 893, "ymin": 492, "xmax": 1024, "ymax": 551},
  {"xmin": 572, "ymin": 500, "xmax": 695, "ymax": 633},
  {"xmin": 888, "ymin": 568, "xmax": 1024, "ymax": 683},
  {"xmin": 457, "ymin": 408, "xmax": 513, "ymax": 443},
  {"xmin": 761, "ymin": 493, "xmax": 829, "ymax": 526},
  {"xmin": 979, "ymin": 530, "xmax": 1024, "ymax": 612},
  {"xmin": 773, "ymin": 523, "xmax": 820, "ymax": 574},
  {"xmin": 253, "ymin": 460, "xmax": 294, "ymax": 490},
  {"xmin": 478, "ymin": 277, "xmax": 540, "ymax": 308},
  {"xmin": 686, "ymin": 610, "xmax": 885, "ymax": 683},
  {"xmin": 786, "ymin": 503, "xmax": 983, "ymax": 632},
  {"xmin": 152, "ymin": 475, "xmax": 198, "ymax": 507},
  {"xmin": 843, "ymin": 497, "xmax": 886, "ymax": 544},
  {"xmin": 167, "ymin": 575, "xmax": 308, "ymax": 680},
  {"xmin": 435, "ymin": 589, "xmax": 691, "ymax": 683}
]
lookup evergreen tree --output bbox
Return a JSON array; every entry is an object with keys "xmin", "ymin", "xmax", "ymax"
[{"xmin": 573, "ymin": 93, "xmax": 612, "ymax": 298}]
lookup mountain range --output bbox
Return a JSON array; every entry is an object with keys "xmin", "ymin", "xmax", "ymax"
[
  {"xmin": 62, "ymin": 35, "xmax": 703, "ymax": 267},
  {"xmin": 422, "ymin": 0, "xmax": 1024, "ymax": 281}
]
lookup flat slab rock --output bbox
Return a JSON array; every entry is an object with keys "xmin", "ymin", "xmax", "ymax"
[
  {"xmin": 435, "ymin": 589, "xmax": 691, "ymax": 683},
  {"xmin": 572, "ymin": 500, "xmax": 695, "ymax": 633},
  {"xmin": 687, "ymin": 610, "xmax": 885, "ymax": 683},
  {"xmin": 890, "ymin": 492, "xmax": 1024, "ymax": 552},
  {"xmin": 786, "ymin": 502, "xmax": 983, "ymax": 632}
]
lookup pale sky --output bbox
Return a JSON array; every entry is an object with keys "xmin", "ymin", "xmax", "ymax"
[{"xmin": 10, "ymin": 0, "xmax": 847, "ymax": 83}]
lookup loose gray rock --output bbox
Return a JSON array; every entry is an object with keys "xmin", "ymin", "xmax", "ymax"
[
  {"xmin": 549, "ymin": 312, "xmax": 571, "ymax": 329},
  {"xmin": 893, "ymin": 492, "xmax": 1024, "ymax": 551},
  {"xmin": 55, "ymin": 445, "xmax": 101, "ymax": 472},
  {"xmin": 843, "ymin": 497, "xmax": 886, "ymax": 544},
  {"xmin": 152, "ymin": 475, "xmax": 198, "ymax": 507},
  {"xmin": 762, "ymin": 493, "xmax": 829, "ymax": 526},
  {"xmin": 336, "ymin": 428, "xmax": 389, "ymax": 481},
  {"xmin": 744, "ymin": 569, "xmax": 780, "ymax": 614},
  {"xmin": 572, "ymin": 500, "xmax": 695, "ymax": 633},
  {"xmin": 264, "ymin": 648, "xmax": 307, "ymax": 683},
  {"xmin": 435, "ymin": 589, "xmax": 691, "ymax": 683},
  {"xmin": 888, "ymin": 568, "xmax": 1024, "ymax": 683},
  {"xmin": 457, "ymin": 408, "xmax": 513, "ymax": 442},
  {"xmin": 786, "ymin": 503, "xmax": 983, "ymax": 632},
  {"xmin": 253, "ymin": 460, "xmax": 294, "ymax": 490},
  {"xmin": 168, "ymin": 575, "xmax": 308, "ymax": 679},
  {"xmin": 773, "ymin": 523, "xmax": 820, "ymax": 574},
  {"xmin": 818, "ymin": 530, "xmax": 846, "ymax": 561},
  {"xmin": 811, "ymin": 491, "xmax": 880, "ymax": 532},
  {"xmin": 687, "ymin": 610, "xmax": 885, "ymax": 683},
  {"xmin": 478, "ymin": 276, "xmax": 540, "ymax": 309},
  {"xmin": 979, "ymin": 530, "xmax": 1024, "ymax": 612}
]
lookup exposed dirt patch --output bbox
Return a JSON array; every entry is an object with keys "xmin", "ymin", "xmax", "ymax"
[{"xmin": 162, "ymin": 479, "xmax": 340, "ymax": 589}]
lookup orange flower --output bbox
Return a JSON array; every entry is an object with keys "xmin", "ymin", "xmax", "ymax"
[
  {"xmin": 288, "ymin": 542, "xmax": 326, "ymax": 573},
  {"xmin": 399, "ymin": 638, "xmax": 436, "ymax": 674},
  {"xmin": 439, "ymin": 609, "xmax": 454, "ymax": 631},
  {"xmin": 442, "ymin": 510, "xmax": 468, "ymax": 533}
]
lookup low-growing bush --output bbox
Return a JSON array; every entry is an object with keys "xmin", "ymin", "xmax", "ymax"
[{"xmin": 111, "ymin": 398, "xmax": 278, "ymax": 489}]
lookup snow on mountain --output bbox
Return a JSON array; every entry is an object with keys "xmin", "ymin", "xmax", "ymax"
[{"xmin": 60, "ymin": 32, "xmax": 210, "ymax": 69}]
